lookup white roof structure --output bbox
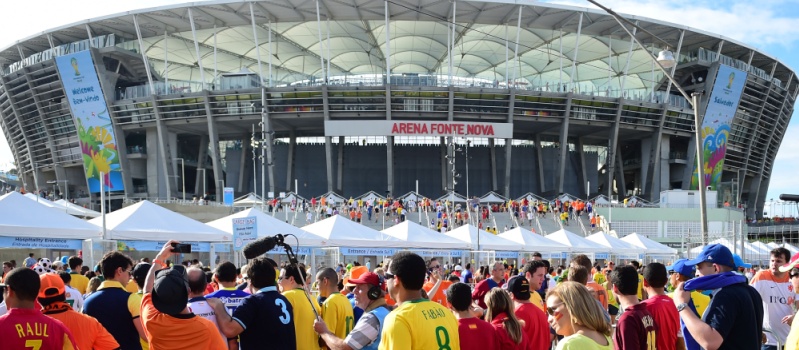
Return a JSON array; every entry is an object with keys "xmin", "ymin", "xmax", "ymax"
[
  {"xmin": 302, "ymin": 215, "xmax": 406, "ymax": 248},
  {"xmin": 499, "ymin": 227, "xmax": 568, "ymax": 252},
  {"xmin": 0, "ymin": 192, "xmax": 100, "ymax": 239},
  {"xmin": 590, "ymin": 195, "xmax": 611, "ymax": 205},
  {"xmin": 750, "ymin": 241, "xmax": 774, "ymax": 257},
  {"xmin": 88, "ymin": 201, "xmax": 230, "ymax": 242},
  {"xmin": 445, "ymin": 225, "xmax": 518, "ymax": 251},
  {"xmin": 382, "ymin": 221, "xmax": 468, "ymax": 250},
  {"xmin": 437, "ymin": 192, "xmax": 467, "ymax": 203},
  {"xmin": 206, "ymin": 208, "xmax": 326, "ymax": 247},
  {"xmin": 782, "ymin": 243, "xmax": 799, "ymax": 256},
  {"xmin": 397, "ymin": 191, "xmax": 425, "ymax": 202},
  {"xmin": 766, "ymin": 242, "xmax": 781, "ymax": 250},
  {"xmin": 356, "ymin": 191, "xmax": 385, "ymax": 203},
  {"xmin": 620, "ymin": 233, "xmax": 677, "ymax": 255},
  {"xmin": 586, "ymin": 232, "xmax": 641, "ymax": 254},
  {"xmin": 559, "ymin": 193, "xmax": 580, "ymax": 202},
  {"xmin": 480, "ymin": 191, "xmax": 508, "ymax": 203},
  {"xmin": 280, "ymin": 192, "xmax": 307, "ymax": 204},
  {"xmin": 545, "ymin": 229, "xmax": 606, "ymax": 253},
  {"xmin": 689, "ymin": 239, "xmax": 765, "ymax": 261},
  {"xmin": 234, "ymin": 193, "xmax": 265, "ymax": 207},
  {"xmin": 515, "ymin": 193, "xmax": 546, "ymax": 202},
  {"xmin": 54, "ymin": 199, "xmax": 102, "ymax": 218}
]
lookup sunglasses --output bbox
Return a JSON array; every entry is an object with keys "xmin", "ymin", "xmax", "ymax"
[
  {"xmin": 546, "ymin": 303, "xmax": 564, "ymax": 316},
  {"xmin": 384, "ymin": 272, "xmax": 395, "ymax": 280},
  {"xmin": 791, "ymin": 273, "xmax": 799, "ymax": 278}
]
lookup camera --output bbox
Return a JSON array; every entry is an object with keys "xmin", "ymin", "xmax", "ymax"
[{"xmin": 171, "ymin": 243, "xmax": 192, "ymax": 254}]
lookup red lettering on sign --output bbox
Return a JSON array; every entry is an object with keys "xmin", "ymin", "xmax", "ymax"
[{"xmin": 391, "ymin": 123, "xmax": 399, "ymax": 134}]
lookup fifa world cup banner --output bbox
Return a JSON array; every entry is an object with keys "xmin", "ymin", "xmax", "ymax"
[
  {"xmin": 55, "ymin": 50, "xmax": 124, "ymax": 193},
  {"xmin": 690, "ymin": 64, "xmax": 747, "ymax": 190}
]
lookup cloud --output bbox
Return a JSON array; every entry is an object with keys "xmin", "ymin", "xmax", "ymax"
[{"xmin": 545, "ymin": 0, "xmax": 799, "ymax": 48}]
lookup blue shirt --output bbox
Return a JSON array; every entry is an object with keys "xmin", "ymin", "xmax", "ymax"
[
  {"xmin": 206, "ymin": 288, "xmax": 250, "ymax": 314},
  {"xmin": 233, "ymin": 286, "xmax": 296, "ymax": 350},
  {"xmin": 83, "ymin": 281, "xmax": 142, "ymax": 350},
  {"xmin": 461, "ymin": 270, "xmax": 474, "ymax": 284}
]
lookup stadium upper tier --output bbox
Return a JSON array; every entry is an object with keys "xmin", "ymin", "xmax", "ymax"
[{"xmin": 0, "ymin": 0, "xmax": 795, "ymax": 221}]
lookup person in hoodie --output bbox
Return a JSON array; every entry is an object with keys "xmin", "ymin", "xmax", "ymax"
[{"xmin": 673, "ymin": 243, "xmax": 764, "ymax": 350}]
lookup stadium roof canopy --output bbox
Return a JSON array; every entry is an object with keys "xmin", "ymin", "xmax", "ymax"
[{"xmin": 1, "ymin": 0, "xmax": 793, "ymax": 89}]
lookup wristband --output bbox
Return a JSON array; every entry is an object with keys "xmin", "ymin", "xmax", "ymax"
[{"xmin": 153, "ymin": 259, "xmax": 167, "ymax": 268}]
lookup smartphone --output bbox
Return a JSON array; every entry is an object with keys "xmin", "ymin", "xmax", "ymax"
[{"xmin": 171, "ymin": 243, "xmax": 192, "ymax": 254}]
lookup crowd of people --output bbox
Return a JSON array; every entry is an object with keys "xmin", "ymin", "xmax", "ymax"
[{"xmin": 2, "ymin": 242, "xmax": 798, "ymax": 349}]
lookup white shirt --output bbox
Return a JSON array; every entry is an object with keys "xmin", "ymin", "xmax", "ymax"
[
  {"xmin": 64, "ymin": 285, "xmax": 84, "ymax": 312},
  {"xmin": 188, "ymin": 297, "xmax": 225, "ymax": 339}
]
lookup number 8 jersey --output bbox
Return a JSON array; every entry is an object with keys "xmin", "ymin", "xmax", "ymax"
[{"xmin": 379, "ymin": 299, "xmax": 460, "ymax": 350}]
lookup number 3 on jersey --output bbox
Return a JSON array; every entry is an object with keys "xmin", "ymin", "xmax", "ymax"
[
  {"xmin": 435, "ymin": 326, "xmax": 452, "ymax": 350},
  {"xmin": 275, "ymin": 299, "xmax": 291, "ymax": 324}
]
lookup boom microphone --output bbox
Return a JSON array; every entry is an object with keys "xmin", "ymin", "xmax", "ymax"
[
  {"xmin": 779, "ymin": 194, "xmax": 799, "ymax": 203},
  {"xmin": 242, "ymin": 234, "xmax": 285, "ymax": 259}
]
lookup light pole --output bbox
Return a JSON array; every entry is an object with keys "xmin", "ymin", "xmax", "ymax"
[
  {"xmin": 197, "ymin": 168, "xmax": 206, "ymax": 198},
  {"xmin": 588, "ymin": 0, "xmax": 708, "ymax": 244},
  {"xmin": 174, "ymin": 158, "xmax": 185, "ymax": 201}
]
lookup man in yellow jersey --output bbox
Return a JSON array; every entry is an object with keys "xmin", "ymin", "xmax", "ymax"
[
  {"xmin": 317, "ymin": 267, "xmax": 355, "ymax": 342},
  {"xmin": 380, "ymin": 251, "xmax": 460, "ymax": 350},
  {"xmin": 67, "ymin": 256, "xmax": 89, "ymax": 295},
  {"xmin": 629, "ymin": 260, "xmax": 647, "ymax": 300},
  {"xmin": 666, "ymin": 259, "xmax": 709, "ymax": 318},
  {"xmin": 279, "ymin": 262, "xmax": 322, "ymax": 350}
]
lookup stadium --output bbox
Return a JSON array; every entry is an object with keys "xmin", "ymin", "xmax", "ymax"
[{"xmin": 0, "ymin": 0, "xmax": 794, "ymax": 220}]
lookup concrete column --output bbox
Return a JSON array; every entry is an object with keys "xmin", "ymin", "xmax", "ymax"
[
  {"xmin": 203, "ymin": 91, "xmax": 223, "ymax": 200},
  {"xmin": 504, "ymin": 91, "xmax": 515, "ymax": 197},
  {"xmin": 640, "ymin": 137, "xmax": 652, "ymax": 197},
  {"xmin": 682, "ymin": 137, "xmax": 697, "ymax": 190},
  {"xmin": 387, "ymin": 136, "xmax": 394, "ymax": 196},
  {"xmin": 325, "ymin": 137, "xmax": 334, "ymax": 192},
  {"xmin": 448, "ymin": 87, "xmax": 454, "ymax": 121},
  {"xmin": 616, "ymin": 144, "xmax": 627, "ymax": 196},
  {"xmin": 238, "ymin": 135, "xmax": 249, "ymax": 193},
  {"xmin": 534, "ymin": 134, "xmax": 545, "ymax": 194},
  {"xmin": 488, "ymin": 139, "xmax": 498, "ymax": 191},
  {"xmin": 0, "ymin": 76, "xmax": 39, "ymax": 192},
  {"xmin": 577, "ymin": 138, "xmax": 587, "ymax": 198},
  {"xmin": 145, "ymin": 128, "xmax": 160, "ymax": 198},
  {"xmin": 150, "ymin": 95, "xmax": 173, "ymax": 198},
  {"xmin": 607, "ymin": 98, "xmax": 625, "ymax": 197},
  {"xmin": 557, "ymin": 93, "xmax": 573, "ymax": 193},
  {"xmin": 440, "ymin": 137, "xmax": 449, "ymax": 192},
  {"xmin": 657, "ymin": 136, "xmax": 671, "ymax": 194},
  {"xmin": 286, "ymin": 130, "xmax": 296, "ymax": 191},
  {"xmin": 195, "ymin": 135, "xmax": 209, "ymax": 195},
  {"xmin": 647, "ymin": 107, "xmax": 670, "ymax": 198},
  {"xmin": 337, "ymin": 136, "xmax": 344, "ymax": 193}
]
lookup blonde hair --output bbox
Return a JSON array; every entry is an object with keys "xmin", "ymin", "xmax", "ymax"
[
  {"xmin": 87, "ymin": 277, "xmax": 102, "ymax": 294},
  {"xmin": 547, "ymin": 281, "xmax": 611, "ymax": 336},
  {"xmin": 485, "ymin": 289, "xmax": 524, "ymax": 344}
]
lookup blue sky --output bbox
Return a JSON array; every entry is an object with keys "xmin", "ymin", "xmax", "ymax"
[{"xmin": 0, "ymin": 0, "xmax": 797, "ymax": 214}]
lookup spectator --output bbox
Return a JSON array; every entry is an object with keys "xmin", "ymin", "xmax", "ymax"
[
  {"xmin": 473, "ymin": 261, "xmax": 505, "ymax": 310},
  {"xmin": 186, "ymin": 267, "xmax": 228, "ymax": 345},
  {"xmin": 546, "ymin": 281, "xmax": 612, "ymax": 349},
  {"xmin": 57, "ymin": 271, "xmax": 84, "ymax": 311},
  {"xmin": 610, "ymin": 265, "xmax": 656, "ymax": 350},
  {"xmin": 571, "ymin": 255, "xmax": 608, "ymax": 310},
  {"xmin": 84, "ymin": 276, "xmax": 102, "ymax": 299},
  {"xmin": 23, "ymin": 253, "xmax": 36, "ymax": 268},
  {"xmin": 206, "ymin": 261, "xmax": 250, "ymax": 315},
  {"xmin": 68, "ymin": 256, "xmax": 89, "ymax": 295},
  {"xmin": 629, "ymin": 260, "xmax": 646, "ymax": 300},
  {"xmin": 211, "ymin": 257, "xmax": 296, "ymax": 350},
  {"xmin": 666, "ymin": 259, "xmax": 709, "ymax": 319},
  {"xmin": 752, "ymin": 247, "xmax": 793, "ymax": 349},
  {"xmin": 641, "ymin": 263, "xmax": 682, "ymax": 350},
  {"xmin": 279, "ymin": 262, "xmax": 322, "ymax": 350},
  {"xmin": 674, "ymin": 243, "xmax": 764, "ymax": 350},
  {"xmin": 316, "ymin": 267, "xmax": 354, "ymax": 342},
  {"xmin": 139, "ymin": 241, "xmax": 226, "ymax": 349},
  {"xmin": 0, "ymin": 268, "xmax": 77, "ymax": 349},
  {"xmin": 521, "ymin": 260, "xmax": 548, "ymax": 312},
  {"xmin": 782, "ymin": 267, "xmax": 799, "ymax": 350},
  {"xmin": 128, "ymin": 263, "xmax": 151, "ymax": 350},
  {"xmin": 485, "ymin": 288, "xmax": 527, "ymax": 350},
  {"xmin": 1, "ymin": 261, "xmax": 12, "ymax": 282},
  {"xmin": 38, "ymin": 272, "xmax": 119, "ymax": 350},
  {"xmin": 461, "ymin": 263, "xmax": 474, "ymax": 284},
  {"xmin": 507, "ymin": 275, "xmax": 549, "ymax": 350},
  {"xmin": 446, "ymin": 282, "xmax": 498, "ymax": 350},
  {"xmin": 83, "ymin": 251, "xmax": 147, "ymax": 350}
]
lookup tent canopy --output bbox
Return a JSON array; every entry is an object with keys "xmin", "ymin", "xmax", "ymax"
[
  {"xmin": 397, "ymin": 191, "xmax": 426, "ymax": 202},
  {"xmin": 545, "ymin": 229, "xmax": 606, "ymax": 253},
  {"xmin": 54, "ymin": 199, "xmax": 101, "ymax": 218},
  {"xmin": 302, "ymin": 215, "xmax": 406, "ymax": 248},
  {"xmin": 234, "ymin": 193, "xmax": 265, "ymax": 207},
  {"xmin": 356, "ymin": 191, "xmax": 385, "ymax": 203},
  {"xmin": 620, "ymin": 233, "xmax": 677, "ymax": 255},
  {"xmin": 0, "ymin": 192, "xmax": 100, "ymax": 239},
  {"xmin": 515, "ymin": 192, "xmax": 546, "ymax": 202},
  {"xmin": 318, "ymin": 191, "xmax": 346, "ymax": 204},
  {"xmin": 88, "ymin": 201, "xmax": 230, "ymax": 242},
  {"xmin": 206, "ymin": 208, "xmax": 326, "ymax": 246},
  {"xmin": 689, "ymin": 238, "xmax": 765, "ymax": 261},
  {"xmin": 436, "ymin": 191, "xmax": 467, "ymax": 203},
  {"xmin": 382, "ymin": 221, "xmax": 468, "ymax": 249},
  {"xmin": 280, "ymin": 192, "xmax": 307, "ymax": 204},
  {"xmin": 498, "ymin": 227, "xmax": 568, "ymax": 252},
  {"xmin": 590, "ymin": 195, "xmax": 611, "ymax": 205},
  {"xmin": 480, "ymin": 191, "xmax": 508, "ymax": 203},
  {"xmin": 559, "ymin": 193, "xmax": 580, "ymax": 202},
  {"xmin": 586, "ymin": 232, "xmax": 640, "ymax": 254},
  {"xmin": 444, "ymin": 225, "xmax": 518, "ymax": 251}
]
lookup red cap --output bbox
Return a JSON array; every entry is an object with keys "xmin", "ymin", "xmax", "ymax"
[
  {"xmin": 347, "ymin": 271, "xmax": 382, "ymax": 288},
  {"xmin": 39, "ymin": 273, "xmax": 65, "ymax": 299}
]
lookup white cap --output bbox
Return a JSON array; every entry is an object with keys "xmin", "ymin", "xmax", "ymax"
[{"xmin": 454, "ymin": 265, "xmax": 463, "ymax": 271}]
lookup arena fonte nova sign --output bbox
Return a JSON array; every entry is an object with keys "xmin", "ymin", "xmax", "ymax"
[{"xmin": 324, "ymin": 120, "xmax": 514, "ymax": 138}]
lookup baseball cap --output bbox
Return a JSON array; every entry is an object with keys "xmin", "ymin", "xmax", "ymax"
[
  {"xmin": 344, "ymin": 266, "xmax": 372, "ymax": 287},
  {"xmin": 347, "ymin": 271, "xmax": 383, "ymax": 288},
  {"xmin": 779, "ymin": 252, "xmax": 799, "ymax": 272},
  {"xmin": 506, "ymin": 275, "xmax": 530, "ymax": 301},
  {"xmin": 38, "ymin": 273, "xmax": 66, "ymax": 299},
  {"xmin": 733, "ymin": 254, "xmax": 752, "ymax": 269},
  {"xmin": 684, "ymin": 244, "xmax": 736, "ymax": 269},
  {"xmin": 152, "ymin": 265, "xmax": 189, "ymax": 316},
  {"xmin": 666, "ymin": 259, "xmax": 695, "ymax": 278},
  {"xmin": 454, "ymin": 265, "xmax": 463, "ymax": 271}
]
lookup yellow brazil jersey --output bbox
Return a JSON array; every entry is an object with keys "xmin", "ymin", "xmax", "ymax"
[
  {"xmin": 379, "ymin": 299, "xmax": 460, "ymax": 350},
  {"xmin": 637, "ymin": 274, "xmax": 644, "ymax": 300},
  {"xmin": 284, "ymin": 288, "xmax": 323, "ymax": 350},
  {"xmin": 530, "ymin": 291, "xmax": 546, "ymax": 313},
  {"xmin": 668, "ymin": 290, "xmax": 709, "ymax": 318},
  {"xmin": 126, "ymin": 279, "xmax": 140, "ymax": 293},
  {"xmin": 70, "ymin": 273, "xmax": 90, "ymax": 295},
  {"xmin": 129, "ymin": 292, "xmax": 149, "ymax": 350},
  {"xmin": 593, "ymin": 272, "xmax": 606, "ymax": 285},
  {"xmin": 322, "ymin": 293, "xmax": 355, "ymax": 340}
]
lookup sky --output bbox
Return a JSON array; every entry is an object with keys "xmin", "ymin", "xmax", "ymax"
[{"xmin": 0, "ymin": 0, "xmax": 798, "ymax": 213}]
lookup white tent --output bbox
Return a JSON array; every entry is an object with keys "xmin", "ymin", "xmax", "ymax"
[
  {"xmin": 356, "ymin": 191, "xmax": 385, "ymax": 204},
  {"xmin": 436, "ymin": 191, "xmax": 467, "ymax": 203},
  {"xmin": 206, "ymin": 208, "xmax": 326, "ymax": 246},
  {"xmin": 234, "ymin": 193, "xmax": 265, "ymax": 207},
  {"xmin": 382, "ymin": 221, "xmax": 468, "ymax": 249},
  {"xmin": 689, "ymin": 238, "xmax": 764, "ymax": 261},
  {"xmin": 302, "ymin": 215, "xmax": 406, "ymax": 248},
  {"xmin": 559, "ymin": 193, "xmax": 580, "ymax": 202},
  {"xmin": 397, "ymin": 191, "xmax": 425, "ymax": 202},
  {"xmin": 620, "ymin": 233, "xmax": 677, "ymax": 255},
  {"xmin": 445, "ymin": 225, "xmax": 518, "ymax": 251},
  {"xmin": 586, "ymin": 232, "xmax": 641, "ymax": 254},
  {"xmin": 54, "ymin": 199, "xmax": 102, "ymax": 218},
  {"xmin": 480, "ymin": 191, "xmax": 508, "ymax": 203},
  {"xmin": 515, "ymin": 192, "xmax": 546, "ymax": 203},
  {"xmin": 590, "ymin": 195, "xmax": 611, "ymax": 205},
  {"xmin": 319, "ymin": 192, "xmax": 346, "ymax": 205},
  {"xmin": 782, "ymin": 243, "xmax": 799, "ymax": 256},
  {"xmin": 280, "ymin": 192, "xmax": 307, "ymax": 204},
  {"xmin": 766, "ymin": 242, "xmax": 781, "ymax": 250},
  {"xmin": 545, "ymin": 229, "xmax": 606, "ymax": 253},
  {"xmin": 88, "ymin": 201, "xmax": 230, "ymax": 242},
  {"xmin": 499, "ymin": 227, "xmax": 569, "ymax": 252},
  {"xmin": 750, "ymin": 241, "xmax": 774, "ymax": 257},
  {"xmin": 0, "ymin": 192, "xmax": 100, "ymax": 239}
]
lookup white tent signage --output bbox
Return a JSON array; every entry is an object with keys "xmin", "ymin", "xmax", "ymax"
[
  {"xmin": 0, "ymin": 237, "xmax": 82, "ymax": 250},
  {"xmin": 410, "ymin": 249, "xmax": 467, "ymax": 257},
  {"xmin": 340, "ymin": 247, "xmax": 397, "ymax": 256},
  {"xmin": 232, "ymin": 216, "xmax": 257, "ymax": 251},
  {"xmin": 117, "ymin": 241, "xmax": 210, "ymax": 252}
]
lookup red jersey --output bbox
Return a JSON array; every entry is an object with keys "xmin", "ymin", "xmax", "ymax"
[
  {"xmin": 490, "ymin": 312, "xmax": 528, "ymax": 350},
  {"xmin": 642, "ymin": 295, "xmax": 680, "ymax": 350},
  {"xmin": 457, "ymin": 317, "xmax": 499, "ymax": 350},
  {"xmin": 0, "ymin": 308, "xmax": 77, "ymax": 350},
  {"xmin": 514, "ymin": 302, "xmax": 550, "ymax": 350},
  {"xmin": 614, "ymin": 303, "xmax": 657, "ymax": 350}
]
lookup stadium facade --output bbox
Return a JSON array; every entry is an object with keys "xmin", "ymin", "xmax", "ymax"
[{"xmin": 0, "ymin": 0, "xmax": 794, "ymax": 219}]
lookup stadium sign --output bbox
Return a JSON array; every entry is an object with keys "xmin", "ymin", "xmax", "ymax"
[{"xmin": 324, "ymin": 120, "xmax": 513, "ymax": 138}]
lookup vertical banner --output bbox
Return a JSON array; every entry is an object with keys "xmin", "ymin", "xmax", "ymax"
[
  {"xmin": 232, "ymin": 216, "xmax": 257, "ymax": 251},
  {"xmin": 691, "ymin": 64, "xmax": 747, "ymax": 190},
  {"xmin": 55, "ymin": 50, "xmax": 123, "ymax": 193},
  {"xmin": 223, "ymin": 187, "xmax": 235, "ymax": 206}
]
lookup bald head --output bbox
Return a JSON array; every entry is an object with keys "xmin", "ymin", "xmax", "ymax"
[{"xmin": 187, "ymin": 267, "xmax": 207, "ymax": 296}]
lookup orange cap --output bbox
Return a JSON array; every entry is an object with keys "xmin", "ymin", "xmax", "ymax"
[
  {"xmin": 39, "ymin": 273, "xmax": 65, "ymax": 299},
  {"xmin": 344, "ymin": 266, "xmax": 369, "ymax": 287}
]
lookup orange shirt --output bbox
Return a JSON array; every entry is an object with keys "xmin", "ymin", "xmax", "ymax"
[
  {"xmin": 423, "ymin": 280, "xmax": 453, "ymax": 307},
  {"xmin": 43, "ymin": 302, "xmax": 120, "ymax": 350},
  {"xmin": 140, "ymin": 294, "xmax": 227, "ymax": 350}
]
